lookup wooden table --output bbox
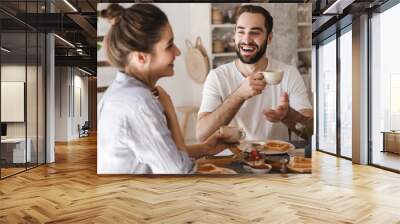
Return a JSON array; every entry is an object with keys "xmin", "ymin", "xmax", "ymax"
[
  {"xmin": 381, "ymin": 131, "xmax": 400, "ymax": 154},
  {"xmin": 201, "ymin": 144, "xmax": 312, "ymax": 174},
  {"xmin": 1, "ymin": 138, "xmax": 32, "ymax": 164},
  {"xmin": 225, "ymin": 154, "xmax": 292, "ymax": 174}
]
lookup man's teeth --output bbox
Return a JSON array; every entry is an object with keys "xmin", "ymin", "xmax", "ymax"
[{"xmin": 241, "ymin": 46, "xmax": 255, "ymax": 52}]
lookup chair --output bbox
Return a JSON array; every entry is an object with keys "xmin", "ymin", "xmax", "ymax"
[
  {"xmin": 79, "ymin": 121, "xmax": 90, "ymax": 138},
  {"xmin": 176, "ymin": 106, "xmax": 199, "ymax": 140}
]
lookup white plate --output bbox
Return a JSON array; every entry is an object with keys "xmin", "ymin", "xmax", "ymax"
[
  {"xmin": 240, "ymin": 140, "xmax": 295, "ymax": 155},
  {"xmin": 243, "ymin": 164, "xmax": 272, "ymax": 174},
  {"xmin": 213, "ymin": 148, "xmax": 234, "ymax": 157}
]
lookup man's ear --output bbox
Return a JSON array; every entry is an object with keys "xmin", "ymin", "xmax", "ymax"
[{"xmin": 267, "ymin": 32, "xmax": 273, "ymax": 44}]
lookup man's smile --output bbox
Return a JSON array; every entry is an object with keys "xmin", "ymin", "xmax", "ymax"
[{"xmin": 239, "ymin": 44, "xmax": 258, "ymax": 56}]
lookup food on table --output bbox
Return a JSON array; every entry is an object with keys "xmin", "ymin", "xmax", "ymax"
[
  {"xmin": 250, "ymin": 163, "xmax": 271, "ymax": 169},
  {"xmin": 287, "ymin": 157, "xmax": 312, "ymax": 173},
  {"xmin": 197, "ymin": 163, "xmax": 237, "ymax": 174},
  {"xmin": 244, "ymin": 149, "xmax": 265, "ymax": 168},
  {"xmin": 264, "ymin": 141, "xmax": 290, "ymax": 151},
  {"xmin": 291, "ymin": 157, "xmax": 311, "ymax": 168},
  {"xmin": 243, "ymin": 150, "xmax": 272, "ymax": 173},
  {"xmin": 196, "ymin": 147, "xmax": 243, "ymax": 167},
  {"xmin": 198, "ymin": 164, "xmax": 216, "ymax": 172},
  {"xmin": 229, "ymin": 146, "xmax": 242, "ymax": 156},
  {"xmin": 205, "ymin": 155, "xmax": 233, "ymax": 159},
  {"xmin": 248, "ymin": 141, "xmax": 291, "ymax": 154},
  {"xmin": 198, "ymin": 155, "xmax": 236, "ymax": 166},
  {"xmin": 250, "ymin": 142, "xmax": 264, "ymax": 151},
  {"xmin": 250, "ymin": 148, "xmax": 261, "ymax": 160}
]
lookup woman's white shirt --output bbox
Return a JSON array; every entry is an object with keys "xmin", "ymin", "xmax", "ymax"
[{"xmin": 97, "ymin": 72, "xmax": 194, "ymax": 174}]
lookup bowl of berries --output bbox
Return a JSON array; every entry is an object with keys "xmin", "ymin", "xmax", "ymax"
[{"xmin": 242, "ymin": 149, "xmax": 272, "ymax": 174}]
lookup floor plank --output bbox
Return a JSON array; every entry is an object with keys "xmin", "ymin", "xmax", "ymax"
[{"xmin": 0, "ymin": 135, "xmax": 399, "ymax": 223}]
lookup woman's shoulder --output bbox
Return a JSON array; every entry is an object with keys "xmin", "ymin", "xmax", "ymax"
[
  {"xmin": 99, "ymin": 85, "xmax": 158, "ymax": 117},
  {"xmin": 106, "ymin": 79, "xmax": 153, "ymax": 102}
]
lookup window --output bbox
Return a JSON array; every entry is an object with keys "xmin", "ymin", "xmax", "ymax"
[
  {"xmin": 339, "ymin": 28, "xmax": 352, "ymax": 158},
  {"xmin": 317, "ymin": 36, "xmax": 337, "ymax": 154},
  {"xmin": 0, "ymin": 1, "xmax": 47, "ymax": 179},
  {"xmin": 371, "ymin": 2, "xmax": 400, "ymax": 171}
]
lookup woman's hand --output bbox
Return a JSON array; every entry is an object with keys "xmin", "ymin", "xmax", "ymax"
[
  {"xmin": 202, "ymin": 129, "xmax": 238, "ymax": 156},
  {"xmin": 155, "ymin": 86, "xmax": 175, "ymax": 115},
  {"xmin": 154, "ymin": 86, "xmax": 186, "ymax": 150}
]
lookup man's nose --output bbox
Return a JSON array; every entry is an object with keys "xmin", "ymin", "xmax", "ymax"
[{"xmin": 242, "ymin": 33, "xmax": 252, "ymax": 44}]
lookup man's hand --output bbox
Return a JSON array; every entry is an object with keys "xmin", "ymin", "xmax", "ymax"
[
  {"xmin": 263, "ymin": 92, "xmax": 289, "ymax": 122},
  {"xmin": 233, "ymin": 73, "xmax": 266, "ymax": 100}
]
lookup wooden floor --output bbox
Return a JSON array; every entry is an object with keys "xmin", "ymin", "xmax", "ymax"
[
  {"xmin": 1, "ymin": 163, "xmax": 45, "ymax": 178},
  {"xmin": 372, "ymin": 150, "xmax": 400, "ymax": 171},
  {"xmin": 1, "ymin": 167, "xmax": 26, "ymax": 178},
  {"xmin": 1, "ymin": 135, "xmax": 400, "ymax": 223}
]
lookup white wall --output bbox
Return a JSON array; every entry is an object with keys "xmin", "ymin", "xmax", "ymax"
[
  {"xmin": 1, "ymin": 65, "xmax": 35, "ymax": 137},
  {"xmin": 1, "ymin": 64, "xmax": 46, "ymax": 163},
  {"xmin": 312, "ymin": 46, "xmax": 317, "ymax": 150},
  {"xmin": 55, "ymin": 67, "xmax": 68, "ymax": 141},
  {"xmin": 54, "ymin": 67, "xmax": 89, "ymax": 141},
  {"xmin": 1, "ymin": 68, "xmax": 25, "ymax": 123},
  {"xmin": 46, "ymin": 32, "xmax": 55, "ymax": 163},
  {"xmin": 72, "ymin": 73, "xmax": 89, "ymax": 138},
  {"xmin": 188, "ymin": 3, "xmax": 212, "ymax": 106}
]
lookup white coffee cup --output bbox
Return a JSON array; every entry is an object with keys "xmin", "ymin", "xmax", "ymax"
[{"xmin": 260, "ymin": 70, "xmax": 284, "ymax": 85}]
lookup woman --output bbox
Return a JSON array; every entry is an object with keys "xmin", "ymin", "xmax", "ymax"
[{"xmin": 98, "ymin": 3, "xmax": 235, "ymax": 174}]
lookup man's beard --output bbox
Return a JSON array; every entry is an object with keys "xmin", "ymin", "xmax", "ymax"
[{"xmin": 235, "ymin": 40, "xmax": 268, "ymax": 64}]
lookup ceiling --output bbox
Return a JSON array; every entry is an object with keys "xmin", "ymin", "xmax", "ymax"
[
  {"xmin": 0, "ymin": 0, "xmax": 98, "ymax": 75},
  {"xmin": 311, "ymin": 0, "xmax": 390, "ymax": 43},
  {"xmin": 1, "ymin": 0, "xmax": 394, "ymax": 75}
]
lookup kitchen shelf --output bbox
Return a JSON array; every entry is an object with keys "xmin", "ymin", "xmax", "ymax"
[
  {"xmin": 297, "ymin": 4, "xmax": 312, "ymax": 72},
  {"xmin": 210, "ymin": 3, "xmax": 238, "ymax": 68},
  {"xmin": 297, "ymin": 48, "xmax": 312, "ymax": 52},
  {"xmin": 298, "ymin": 22, "xmax": 311, "ymax": 27},
  {"xmin": 211, "ymin": 24, "xmax": 236, "ymax": 29},
  {"xmin": 212, "ymin": 52, "xmax": 236, "ymax": 58}
]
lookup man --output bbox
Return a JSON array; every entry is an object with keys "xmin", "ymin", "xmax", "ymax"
[{"xmin": 196, "ymin": 5, "xmax": 313, "ymax": 142}]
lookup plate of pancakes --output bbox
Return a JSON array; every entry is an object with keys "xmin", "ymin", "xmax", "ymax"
[{"xmin": 240, "ymin": 140, "xmax": 295, "ymax": 155}]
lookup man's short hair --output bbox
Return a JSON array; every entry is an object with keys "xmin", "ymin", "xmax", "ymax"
[{"xmin": 235, "ymin": 5, "xmax": 274, "ymax": 35}]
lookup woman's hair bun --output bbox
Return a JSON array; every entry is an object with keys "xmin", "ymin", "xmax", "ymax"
[{"xmin": 100, "ymin": 4, "xmax": 125, "ymax": 25}]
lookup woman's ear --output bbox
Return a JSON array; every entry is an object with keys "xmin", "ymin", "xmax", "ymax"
[
  {"xmin": 129, "ymin": 51, "xmax": 151, "ymax": 66},
  {"xmin": 126, "ymin": 51, "xmax": 152, "ymax": 74}
]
